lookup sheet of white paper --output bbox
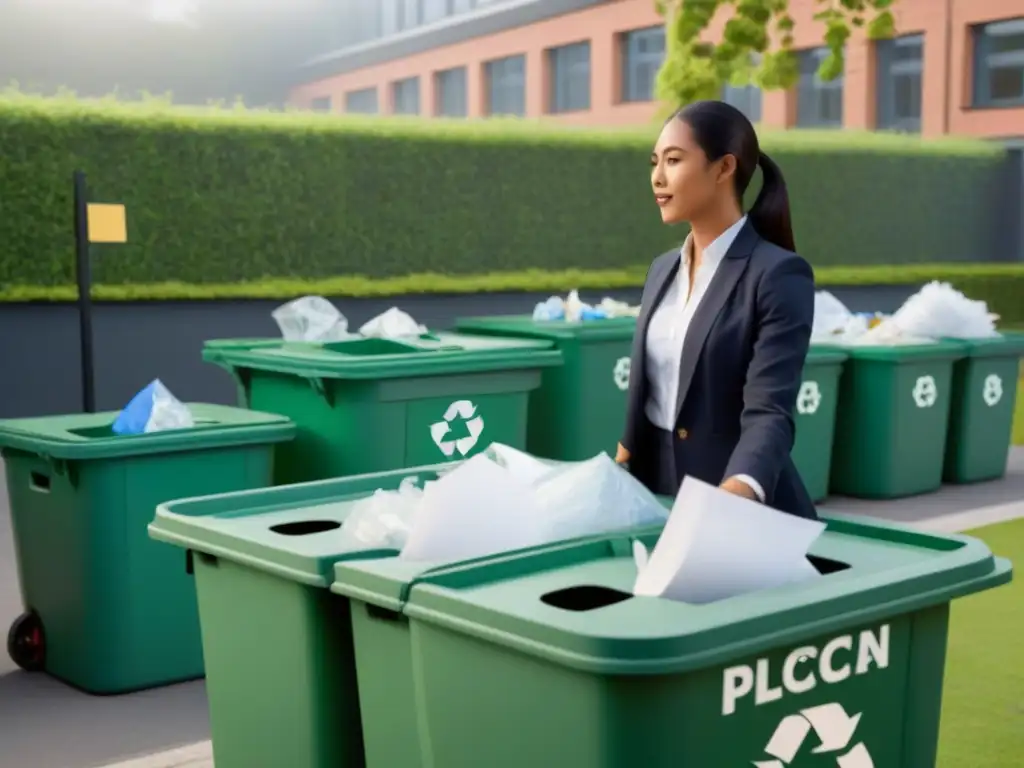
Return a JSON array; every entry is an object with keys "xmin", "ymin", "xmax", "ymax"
[
  {"xmin": 632, "ymin": 539, "xmax": 650, "ymax": 572},
  {"xmin": 400, "ymin": 454, "xmax": 548, "ymax": 563},
  {"xmin": 633, "ymin": 476, "xmax": 826, "ymax": 604}
]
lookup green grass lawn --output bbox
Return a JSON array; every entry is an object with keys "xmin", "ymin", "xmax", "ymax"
[{"xmin": 937, "ymin": 519, "xmax": 1024, "ymax": 767}]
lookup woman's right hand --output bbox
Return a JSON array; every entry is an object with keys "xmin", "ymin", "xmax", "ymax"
[{"xmin": 615, "ymin": 443, "xmax": 631, "ymax": 465}]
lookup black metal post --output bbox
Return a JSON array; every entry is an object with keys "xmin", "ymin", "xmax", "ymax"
[{"xmin": 73, "ymin": 170, "xmax": 96, "ymax": 413}]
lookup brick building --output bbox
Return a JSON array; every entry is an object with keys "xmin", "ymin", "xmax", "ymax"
[{"xmin": 290, "ymin": 0, "xmax": 1024, "ymax": 140}]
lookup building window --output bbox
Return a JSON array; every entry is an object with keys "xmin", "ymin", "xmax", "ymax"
[
  {"xmin": 621, "ymin": 26, "xmax": 665, "ymax": 103},
  {"xmin": 796, "ymin": 47, "xmax": 844, "ymax": 127},
  {"xmin": 721, "ymin": 55, "xmax": 763, "ymax": 122},
  {"xmin": 435, "ymin": 66, "xmax": 468, "ymax": 117},
  {"xmin": 876, "ymin": 34, "xmax": 923, "ymax": 132},
  {"xmin": 486, "ymin": 54, "xmax": 526, "ymax": 116},
  {"xmin": 392, "ymin": 77, "xmax": 420, "ymax": 114},
  {"xmin": 381, "ymin": 0, "xmax": 400, "ymax": 35},
  {"xmin": 548, "ymin": 41, "xmax": 591, "ymax": 113},
  {"xmin": 400, "ymin": 0, "xmax": 419, "ymax": 30},
  {"xmin": 310, "ymin": 96, "xmax": 332, "ymax": 113},
  {"xmin": 973, "ymin": 18, "xmax": 1024, "ymax": 107},
  {"xmin": 421, "ymin": 0, "xmax": 448, "ymax": 25},
  {"xmin": 344, "ymin": 88, "xmax": 378, "ymax": 114}
]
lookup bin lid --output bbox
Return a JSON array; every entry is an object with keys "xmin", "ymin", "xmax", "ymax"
[
  {"xmin": 385, "ymin": 515, "xmax": 1009, "ymax": 675},
  {"xmin": 0, "ymin": 404, "xmax": 295, "ymax": 461},
  {"xmin": 203, "ymin": 337, "xmax": 291, "ymax": 351},
  {"xmin": 148, "ymin": 463, "xmax": 452, "ymax": 587},
  {"xmin": 805, "ymin": 345, "xmax": 848, "ymax": 365},
  {"xmin": 945, "ymin": 331, "xmax": 1024, "ymax": 359},
  {"xmin": 838, "ymin": 338, "xmax": 968, "ymax": 363},
  {"xmin": 456, "ymin": 315, "xmax": 637, "ymax": 343},
  {"xmin": 203, "ymin": 332, "xmax": 563, "ymax": 380}
]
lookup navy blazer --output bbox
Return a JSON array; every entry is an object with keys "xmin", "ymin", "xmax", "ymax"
[{"xmin": 621, "ymin": 220, "xmax": 818, "ymax": 519}]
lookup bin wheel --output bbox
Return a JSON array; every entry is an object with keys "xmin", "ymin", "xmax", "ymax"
[{"xmin": 7, "ymin": 611, "xmax": 45, "ymax": 672}]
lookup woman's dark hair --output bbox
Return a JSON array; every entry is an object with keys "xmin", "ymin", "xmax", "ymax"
[{"xmin": 671, "ymin": 100, "xmax": 795, "ymax": 252}]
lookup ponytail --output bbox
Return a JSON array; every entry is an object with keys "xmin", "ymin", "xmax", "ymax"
[{"xmin": 749, "ymin": 151, "xmax": 796, "ymax": 252}]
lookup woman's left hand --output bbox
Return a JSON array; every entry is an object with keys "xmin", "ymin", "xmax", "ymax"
[{"xmin": 720, "ymin": 476, "xmax": 760, "ymax": 501}]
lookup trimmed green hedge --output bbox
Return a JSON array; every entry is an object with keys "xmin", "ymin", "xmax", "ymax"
[
  {"xmin": 2, "ymin": 262, "xmax": 1022, "ymax": 326},
  {"xmin": 0, "ymin": 94, "xmax": 1009, "ymax": 288}
]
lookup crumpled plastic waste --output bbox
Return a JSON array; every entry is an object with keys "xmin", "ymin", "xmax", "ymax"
[
  {"xmin": 112, "ymin": 379, "xmax": 194, "ymax": 435},
  {"xmin": 531, "ymin": 453, "xmax": 668, "ymax": 541},
  {"xmin": 341, "ymin": 443, "xmax": 669, "ymax": 562},
  {"xmin": 272, "ymin": 295, "xmax": 350, "ymax": 342},
  {"xmin": 596, "ymin": 297, "xmax": 641, "ymax": 319},
  {"xmin": 400, "ymin": 453, "xmax": 549, "ymax": 563},
  {"xmin": 884, "ymin": 281, "xmax": 1000, "ymax": 340},
  {"xmin": 532, "ymin": 290, "xmax": 640, "ymax": 322},
  {"xmin": 811, "ymin": 282, "xmax": 1001, "ymax": 346},
  {"xmin": 358, "ymin": 307, "xmax": 428, "ymax": 339},
  {"xmin": 336, "ymin": 476, "xmax": 424, "ymax": 551},
  {"xmin": 399, "ymin": 448, "xmax": 667, "ymax": 562},
  {"xmin": 484, "ymin": 442, "xmax": 561, "ymax": 485},
  {"xmin": 810, "ymin": 291, "xmax": 871, "ymax": 343}
]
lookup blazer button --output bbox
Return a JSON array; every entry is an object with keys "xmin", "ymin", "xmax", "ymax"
[{"xmin": 677, "ymin": 428, "xmax": 689, "ymax": 440}]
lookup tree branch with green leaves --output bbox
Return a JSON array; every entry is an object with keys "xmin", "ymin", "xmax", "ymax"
[{"xmin": 655, "ymin": 0, "xmax": 898, "ymax": 110}]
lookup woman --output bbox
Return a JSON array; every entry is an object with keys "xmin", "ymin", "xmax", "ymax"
[{"xmin": 616, "ymin": 100, "xmax": 817, "ymax": 520}]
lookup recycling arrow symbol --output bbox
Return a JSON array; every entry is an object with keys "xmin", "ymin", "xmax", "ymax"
[
  {"xmin": 796, "ymin": 381, "xmax": 822, "ymax": 415},
  {"xmin": 753, "ymin": 702, "xmax": 873, "ymax": 768},
  {"xmin": 912, "ymin": 375, "xmax": 937, "ymax": 409},
  {"xmin": 430, "ymin": 400, "xmax": 485, "ymax": 458},
  {"xmin": 613, "ymin": 357, "xmax": 631, "ymax": 391},
  {"xmin": 982, "ymin": 373, "xmax": 1003, "ymax": 407}
]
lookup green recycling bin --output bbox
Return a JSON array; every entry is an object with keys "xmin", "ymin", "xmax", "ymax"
[
  {"xmin": 0, "ymin": 404, "xmax": 294, "ymax": 694},
  {"xmin": 330, "ymin": 516, "xmax": 1010, "ymax": 767},
  {"xmin": 829, "ymin": 341, "xmax": 967, "ymax": 499},
  {"xmin": 203, "ymin": 333, "xmax": 562, "ymax": 484},
  {"xmin": 791, "ymin": 346, "xmax": 847, "ymax": 503},
  {"xmin": 203, "ymin": 338, "xmax": 292, "ymax": 406},
  {"xmin": 454, "ymin": 316, "xmax": 637, "ymax": 460},
  {"xmin": 148, "ymin": 463, "xmax": 612, "ymax": 768},
  {"xmin": 943, "ymin": 332, "xmax": 1024, "ymax": 484}
]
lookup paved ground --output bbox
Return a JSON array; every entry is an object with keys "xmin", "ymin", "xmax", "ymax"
[{"xmin": 1, "ymin": 451, "xmax": 1022, "ymax": 768}]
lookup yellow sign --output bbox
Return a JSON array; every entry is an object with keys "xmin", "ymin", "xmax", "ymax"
[{"xmin": 86, "ymin": 203, "xmax": 128, "ymax": 244}]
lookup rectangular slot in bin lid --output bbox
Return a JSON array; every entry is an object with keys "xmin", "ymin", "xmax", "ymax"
[
  {"xmin": 456, "ymin": 315, "xmax": 637, "ymax": 343},
  {"xmin": 329, "ymin": 525, "xmax": 665, "ymax": 611},
  {"xmin": 948, "ymin": 331, "xmax": 1024, "ymax": 359},
  {"xmin": 148, "ymin": 463, "xmax": 453, "ymax": 587},
  {"xmin": 204, "ymin": 331, "xmax": 563, "ymax": 380},
  {"xmin": 840, "ymin": 338, "xmax": 969, "ymax": 363},
  {"xmin": 0, "ymin": 404, "xmax": 295, "ymax": 461},
  {"xmin": 396, "ymin": 515, "xmax": 1010, "ymax": 676}
]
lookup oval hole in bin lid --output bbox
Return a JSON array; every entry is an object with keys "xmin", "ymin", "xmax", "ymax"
[
  {"xmin": 270, "ymin": 520, "xmax": 341, "ymax": 536},
  {"xmin": 541, "ymin": 585, "xmax": 633, "ymax": 612}
]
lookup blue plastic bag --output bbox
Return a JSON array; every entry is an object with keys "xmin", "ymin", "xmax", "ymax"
[{"xmin": 112, "ymin": 379, "xmax": 193, "ymax": 435}]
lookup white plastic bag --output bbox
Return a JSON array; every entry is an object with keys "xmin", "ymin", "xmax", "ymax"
[
  {"xmin": 888, "ymin": 281, "xmax": 999, "ymax": 340},
  {"xmin": 564, "ymin": 290, "xmax": 587, "ymax": 322},
  {"xmin": 336, "ymin": 476, "xmax": 422, "ymax": 551},
  {"xmin": 400, "ymin": 454, "xmax": 548, "ymax": 563},
  {"xmin": 358, "ymin": 307, "xmax": 427, "ymax": 339},
  {"xmin": 112, "ymin": 379, "xmax": 194, "ymax": 435},
  {"xmin": 272, "ymin": 295, "xmax": 350, "ymax": 342},
  {"xmin": 484, "ymin": 443, "xmax": 561, "ymax": 485},
  {"xmin": 597, "ymin": 297, "xmax": 640, "ymax": 318},
  {"xmin": 145, "ymin": 381, "xmax": 195, "ymax": 432},
  {"xmin": 532, "ymin": 453, "xmax": 668, "ymax": 541},
  {"xmin": 811, "ymin": 291, "xmax": 863, "ymax": 342},
  {"xmin": 532, "ymin": 295, "xmax": 565, "ymax": 321}
]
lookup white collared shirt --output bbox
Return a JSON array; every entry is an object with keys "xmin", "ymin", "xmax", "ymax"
[{"xmin": 642, "ymin": 215, "xmax": 765, "ymax": 501}]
